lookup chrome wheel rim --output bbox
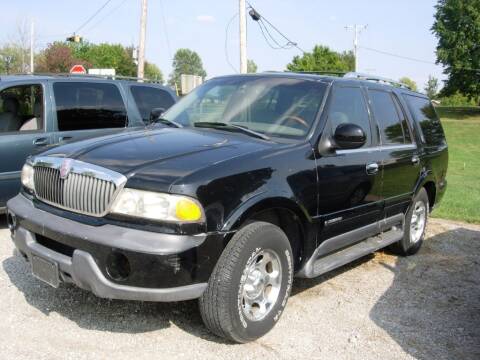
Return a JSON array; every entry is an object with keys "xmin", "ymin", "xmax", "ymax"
[
  {"xmin": 410, "ymin": 201, "xmax": 426, "ymax": 244},
  {"xmin": 240, "ymin": 249, "xmax": 282, "ymax": 322}
]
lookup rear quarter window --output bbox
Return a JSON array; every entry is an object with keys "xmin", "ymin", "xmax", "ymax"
[
  {"xmin": 130, "ymin": 86, "xmax": 175, "ymax": 123},
  {"xmin": 403, "ymin": 94, "xmax": 446, "ymax": 147}
]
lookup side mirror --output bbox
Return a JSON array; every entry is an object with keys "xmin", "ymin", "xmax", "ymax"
[
  {"xmin": 149, "ymin": 107, "xmax": 166, "ymax": 124},
  {"xmin": 333, "ymin": 123, "xmax": 366, "ymax": 149}
]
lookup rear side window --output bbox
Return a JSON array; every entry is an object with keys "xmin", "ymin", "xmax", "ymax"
[
  {"xmin": 403, "ymin": 95, "xmax": 445, "ymax": 147},
  {"xmin": 369, "ymin": 90, "xmax": 407, "ymax": 145},
  {"xmin": 0, "ymin": 84, "xmax": 44, "ymax": 133},
  {"xmin": 328, "ymin": 86, "xmax": 371, "ymax": 147},
  {"xmin": 130, "ymin": 86, "xmax": 175, "ymax": 123},
  {"xmin": 53, "ymin": 82, "xmax": 127, "ymax": 131}
]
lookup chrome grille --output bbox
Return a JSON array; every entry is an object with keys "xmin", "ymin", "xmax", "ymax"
[{"xmin": 32, "ymin": 157, "xmax": 126, "ymax": 217}]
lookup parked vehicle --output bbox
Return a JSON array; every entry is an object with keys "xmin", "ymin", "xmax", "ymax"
[
  {"xmin": 0, "ymin": 74, "xmax": 177, "ymax": 210},
  {"xmin": 6, "ymin": 72, "xmax": 448, "ymax": 343}
]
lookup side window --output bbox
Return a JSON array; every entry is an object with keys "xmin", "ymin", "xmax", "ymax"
[
  {"xmin": 328, "ymin": 86, "xmax": 371, "ymax": 147},
  {"xmin": 53, "ymin": 82, "xmax": 127, "ymax": 131},
  {"xmin": 403, "ymin": 95, "xmax": 445, "ymax": 147},
  {"xmin": 392, "ymin": 95, "xmax": 412, "ymax": 143},
  {"xmin": 130, "ymin": 86, "xmax": 175, "ymax": 123},
  {"xmin": 0, "ymin": 84, "xmax": 43, "ymax": 133},
  {"xmin": 369, "ymin": 90, "xmax": 405, "ymax": 145}
]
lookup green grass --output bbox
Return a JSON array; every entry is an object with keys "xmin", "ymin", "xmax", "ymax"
[{"xmin": 431, "ymin": 110, "xmax": 480, "ymax": 223}]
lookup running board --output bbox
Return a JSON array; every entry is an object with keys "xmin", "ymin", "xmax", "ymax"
[{"xmin": 297, "ymin": 214, "xmax": 404, "ymax": 278}]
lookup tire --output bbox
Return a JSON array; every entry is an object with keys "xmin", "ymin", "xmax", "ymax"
[
  {"xmin": 199, "ymin": 221, "xmax": 294, "ymax": 343},
  {"xmin": 390, "ymin": 188, "xmax": 429, "ymax": 256}
]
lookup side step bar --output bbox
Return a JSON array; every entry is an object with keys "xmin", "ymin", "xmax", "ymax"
[{"xmin": 297, "ymin": 214, "xmax": 404, "ymax": 279}]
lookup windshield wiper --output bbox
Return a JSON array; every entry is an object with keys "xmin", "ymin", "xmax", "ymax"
[
  {"xmin": 193, "ymin": 122, "xmax": 270, "ymax": 141},
  {"xmin": 151, "ymin": 117, "xmax": 183, "ymax": 128}
]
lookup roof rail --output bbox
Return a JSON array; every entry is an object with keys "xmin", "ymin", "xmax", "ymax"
[
  {"xmin": 343, "ymin": 72, "xmax": 411, "ymax": 89},
  {"xmin": 8, "ymin": 72, "xmax": 164, "ymax": 84}
]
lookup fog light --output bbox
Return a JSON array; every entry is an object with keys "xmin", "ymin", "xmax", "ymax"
[{"xmin": 106, "ymin": 251, "xmax": 131, "ymax": 281}]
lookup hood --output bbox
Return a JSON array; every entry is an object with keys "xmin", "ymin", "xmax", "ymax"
[{"xmin": 40, "ymin": 127, "xmax": 274, "ymax": 190}]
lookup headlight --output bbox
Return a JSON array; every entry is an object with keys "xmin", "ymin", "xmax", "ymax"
[
  {"xmin": 110, "ymin": 188, "xmax": 205, "ymax": 223},
  {"xmin": 21, "ymin": 163, "xmax": 35, "ymax": 191}
]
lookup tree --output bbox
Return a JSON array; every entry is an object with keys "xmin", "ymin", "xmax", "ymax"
[
  {"xmin": 144, "ymin": 61, "xmax": 164, "ymax": 83},
  {"xmin": 286, "ymin": 45, "xmax": 354, "ymax": 73},
  {"xmin": 0, "ymin": 45, "xmax": 24, "ymax": 74},
  {"xmin": 247, "ymin": 59, "xmax": 258, "ymax": 73},
  {"xmin": 80, "ymin": 43, "xmax": 136, "ymax": 76},
  {"xmin": 168, "ymin": 48, "xmax": 207, "ymax": 87},
  {"xmin": 424, "ymin": 75, "xmax": 439, "ymax": 98},
  {"xmin": 399, "ymin": 77, "xmax": 418, "ymax": 92},
  {"xmin": 36, "ymin": 42, "xmax": 90, "ymax": 73},
  {"xmin": 432, "ymin": 0, "xmax": 480, "ymax": 100}
]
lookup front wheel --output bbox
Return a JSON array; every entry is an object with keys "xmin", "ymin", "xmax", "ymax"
[
  {"xmin": 199, "ymin": 222, "xmax": 293, "ymax": 343},
  {"xmin": 390, "ymin": 187, "xmax": 429, "ymax": 256}
]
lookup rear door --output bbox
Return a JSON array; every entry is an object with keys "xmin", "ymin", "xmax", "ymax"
[
  {"xmin": 0, "ymin": 83, "xmax": 52, "ymax": 207},
  {"xmin": 130, "ymin": 85, "xmax": 176, "ymax": 124},
  {"xmin": 315, "ymin": 85, "xmax": 384, "ymax": 246},
  {"xmin": 367, "ymin": 88, "xmax": 421, "ymax": 217},
  {"xmin": 51, "ymin": 81, "xmax": 131, "ymax": 146}
]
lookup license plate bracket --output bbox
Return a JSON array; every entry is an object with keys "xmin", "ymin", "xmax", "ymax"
[{"xmin": 31, "ymin": 255, "xmax": 60, "ymax": 288}]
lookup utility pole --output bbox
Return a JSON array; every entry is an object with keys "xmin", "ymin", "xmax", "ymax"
[
  {"xmin": 345, "ymin": 24, "xmax": 367, "ymax": 72},
  {"xmin": 239, "ymin": 0, "xmax": 247, "ymax": 74},
  {"xmin": 30, "ymin": 19, "xmax": 34, "ymax": 74},
  {"xmin": 137, "ymin": 0, "xmax": 148, "ymax": 79}
]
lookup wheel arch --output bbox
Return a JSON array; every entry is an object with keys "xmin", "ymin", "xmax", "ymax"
[{"xmin": 223, "ymin": 195, "xmax": 314, "ymax": 270}]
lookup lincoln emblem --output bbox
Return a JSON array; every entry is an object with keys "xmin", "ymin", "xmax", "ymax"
[{"xmin": 59, "ymin": 159, "xmax": 73, "ymax": 179}]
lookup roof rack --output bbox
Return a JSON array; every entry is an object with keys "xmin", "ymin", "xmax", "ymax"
[
  {"xmin": 5, "ymin": 72, "xmax": 164, "ymax": 84},
  {"xmin": 343, "ymin": 72, "xmax": 411, "ymax": 90}
]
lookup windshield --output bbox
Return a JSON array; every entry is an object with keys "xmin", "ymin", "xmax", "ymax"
[{"xmin": 163, "ymin": 76, "xmax": 327, "ymax": 139}]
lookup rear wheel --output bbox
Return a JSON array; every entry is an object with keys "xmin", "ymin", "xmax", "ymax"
[
  {"xmin": 199, "ymin": 222, "xmax": 293, "ymax": 343},
  {"xmin": 390, "ymin": 188, "xmax": 429, "ymax": 256}
]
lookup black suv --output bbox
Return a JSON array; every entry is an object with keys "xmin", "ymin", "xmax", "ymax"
[{"xmin": 6, "ymin": 72, "xmax": 448, "ymax": 343}]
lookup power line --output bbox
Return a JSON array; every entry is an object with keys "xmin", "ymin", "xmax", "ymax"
[
  {"xmin": 74, "ymin": 0, "xmax": 113, "ymax": 34},
  {"xmin": 225, "ymin": 13, "xmax": 239, "ymax": 73},
  {"xmin": 360, "ymin": 46, "xmax": 436, "ymax": 65},
  {"xmin": 84, "ymin": 0, "xmax": 129, "ymax": 34},
  {"xmin": 246, "ymin": 1, "xmax": 305, "ymax": 54},
  {"xmin": 159, "ymin": 0, "xmax": 172, "ymax": 59}
]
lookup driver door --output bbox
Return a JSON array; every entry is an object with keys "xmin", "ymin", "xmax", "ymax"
[{"xmin": 315, "ymin": 85, "xmax": 384, "ymax": 251}]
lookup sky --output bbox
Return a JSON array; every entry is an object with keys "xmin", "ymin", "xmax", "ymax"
[{"xmin": 0, "ymin": 0, "xmax": 445, "ymax": 90}]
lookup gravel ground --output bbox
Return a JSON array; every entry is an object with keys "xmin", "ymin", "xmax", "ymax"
[{"xmin": 0, "ymin": 216, "xmax": 478, "ymax": 360}]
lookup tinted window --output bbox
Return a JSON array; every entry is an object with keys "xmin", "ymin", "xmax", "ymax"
[
  {"xmin": 403, "ymin": 95, "xmax": 445, "ymax": 147},
  {"xmin": 328, "ymin": 86, "xmax": 371, "ymax": 147},
  {"xmin": 392, "ymin": 95, "xmax": 412, "ymax": 143},
  {"xmin": 369, "ymin": 90, "xmax": 405, "ymax": 145},
  {"xmin": 53, "ymin": 82, "xmax": 127, "ymax": 131},
  {"xmin": 131, "ymin": 86, "xmax": 175, "ymax": 122},
  {"xmin": 0, "ymin": 84, "xmax": 43, "ymax": 133}
]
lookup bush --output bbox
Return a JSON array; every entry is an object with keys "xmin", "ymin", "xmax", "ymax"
[{"xmin": 438, "ymin": 92, "xmax": 479, "ymax": 107}]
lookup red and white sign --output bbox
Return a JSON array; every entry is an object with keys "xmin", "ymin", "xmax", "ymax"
[{"xmin": 69, "ymin": 64, "xmax": 87, "ymax": 74}]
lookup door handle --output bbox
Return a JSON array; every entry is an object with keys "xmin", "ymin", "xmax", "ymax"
[
  {"xmin": 59, "ymin": 136, "xmax": 73, "ymax": 142},
  {"xmin": 412, "ymin": 155, "xmax": 420, "ymax": 165},
  {"xmin": 33, "ymin": 137, "xmax": 48, "ymax": 146},
  {"xmin": 366, "ymin": 163, "xmax": 379, "ymax": 175}
]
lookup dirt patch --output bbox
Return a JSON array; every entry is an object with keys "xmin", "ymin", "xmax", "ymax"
[{"xmin": 0, "ymin": 217, "xmax": 478, "ymax": 359}]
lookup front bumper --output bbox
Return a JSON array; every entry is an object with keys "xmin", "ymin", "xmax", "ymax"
[{"xmin": 7, "ymin": 194, "xmax": 225, "ymax": 302}]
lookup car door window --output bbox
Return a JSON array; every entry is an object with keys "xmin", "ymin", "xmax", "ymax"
[
  {"xmin": 369, "ymin": 90, "xmax": 406, "ymax": 145},
  {"xmin": 328, "ymin": 86, "xmax": 371, "ymax": 147},
  {"xmin": 0, "ymin": 84, "xmax": 43, "ymax": 133},
  {"xmin": 53, "ymin": 82, "xmax": 127, "ymax": 131},
  {"xmin": 130, "ymin": 86, "xmax": 175, "ymax": 123},
  {"xmin": 392, "ymin": 95, "xmax": 413, "ymax": 143},
  {"xmin": 403, "ymin": 94, "xmax": 445, "ymax": 146}
]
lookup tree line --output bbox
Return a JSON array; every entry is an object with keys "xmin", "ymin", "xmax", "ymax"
[{"xmin": 0, "ymin": 0, "xmax": 477, "ymax": 105}]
